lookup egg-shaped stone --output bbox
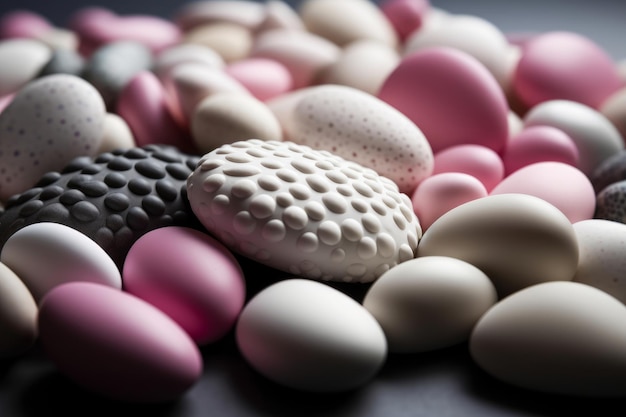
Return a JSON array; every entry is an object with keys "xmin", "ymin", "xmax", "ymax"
[
  {"xmin": 0, "ymin": 73, "xmax": 106, "ymax": 202},
  {"xmin": 417, "ymin": 193, "xmax": 579, "ymax": 297},
  {"xmin": 470, "ymin": 281, "xmax": 626, "ymax": 397},
  {"xmin": 186, "ymin": 139, "xmax": 421, "ymax": 283},
  {"xmin": 282, "ymin": 84, "xmax": 434, "ymax": 193},
  {"xmin": 590, "ymin": 149, "xmax": 626, "ymax": 194},
  {"xmin": 236, "ymin": 278, "xmax": 386, "ymax": 392},
  {"xmin": 363, "ymin": 256, "xmax": 496, "ymax": 353},
  {"xmin": 572, "ymin": 219, "xmax": 626, "ymax": 304},
  {"xmin": 595, "ymin": 180, "xmax": 626, "ymax": 223},
  {"xmin": 433, "ymin": 144, "xmax": 504, "ymax": 192},
  {"xmin": 38, "ymin": 281, "xmax": 202, "ymax": 402},
  {"xmin": 0, "ymin": 262, "xmax": 38, "ymax": 357},
  {"xmin": 0, "ymin": 38, "xmax": 51, "ymax": 96},
  {"xmin": 0, "ymin": 222, "xmax": 121, "ymax": 301},
  {"xmin": 123, "ymin": 226, "xmax": 246, "ymax": 345}
]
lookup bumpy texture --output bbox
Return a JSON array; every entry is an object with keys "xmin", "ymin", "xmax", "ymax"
[
  {"xmin": 595, "ymin": 180, "xmax": 626, "ymax": 223},
  {"xmin": 186, "ymin": 139, "xmax": 421, "ymax": 283},
  {"xmin": 0, "ymin": 145, "xmax": 201, "ymax": 268}
]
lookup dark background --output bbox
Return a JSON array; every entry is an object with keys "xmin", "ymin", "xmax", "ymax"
[{"xmin": 1, "ymin": 1, "xmax": 626, "ymax": 416}]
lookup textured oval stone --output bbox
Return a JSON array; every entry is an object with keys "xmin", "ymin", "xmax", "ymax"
[
  {"xmin": 0, "ymin": 145, "xmax": 201, "ymax": 269},
  {"xmin": 187, "ymin": 139, "xmax": 422, "ymax": 283},
  {"xmin": 280, "ymin": 84, "xmax": 434, "ymax": 194}
]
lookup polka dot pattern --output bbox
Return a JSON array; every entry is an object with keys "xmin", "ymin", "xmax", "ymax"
[
  {"xmin": 0, "ymin": 145, "xmax": 201, "ymax": 269},
  {"xmin": 285, "ymin": 85, "xmax": 434, "ymax": 194},
  {"xmin": 186, "ymin": 139, "xmax": 422, "ymax": 283}
]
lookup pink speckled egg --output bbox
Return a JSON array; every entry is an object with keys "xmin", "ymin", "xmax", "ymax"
[
  {"xmin": 116, "ymin": 70, "xmax": 194, "ymax": 153},
  {"xmin": 503, "ymin": 125, "xmax": 579, "ymax": 175},
  {"xmin": 490, "ymin": 161, "xmax": 595, "ymax": 223},
  {"xmin": 411, "ymin": 172, "xmax": 488, "ymax": 231},
  {"xmin": 513, "ymin": 31, "xmax": 623, "ymax": 110},
  {"xmin": 38, "ymin": 282, "xmax": 202, "ymax": 402},
  {"xmin": 433, "ymin": 144, "xmax": 504, "ymax": 192},
  {"xmin": 378, "ymin": 47, "xmax": 509, "ymax": 154},
  {"xmin": 226, "ymin": 57, "xmax": 293, "ymax": 101},
  {"xmin": 123, "ymin": 226, "xmax": 246, "ymax": 345},
  {"xmin": 0, "ymin": 74, "xmax": 106, "ymax": 202}
]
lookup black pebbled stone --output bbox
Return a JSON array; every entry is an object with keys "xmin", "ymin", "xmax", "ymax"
[{"xmin": 0, "ymin": 145, "xmax": 202, "ymax": 269}]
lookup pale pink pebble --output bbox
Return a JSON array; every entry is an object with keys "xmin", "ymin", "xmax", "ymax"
[
  {"xmin": 378, "ymin": 47, "xmax": 509, "ymax": 154},
  {"xmin": 490, "ymin": 161, "xmax": 595, "ymax": 223},
  {"xmin": 117, "ymin": 71, "xmax": 195, "ymax": 153},
  {"xmin": 503, "ymin": 125, "xmax": 579, "ymax": 175},
  {"xmin": 226, "ymin": 58, "xmax": 292, "ymax": 101},
  {"xmin": 69, "ymin": 7, "xmax": 181, "ymax": 55},
  {"xmin": 411, "ymin": 172, "xmax": 487, "ymax": 231},
  {"xmin": 433, "ymin": 144, "xmax": 504, "ymax": 192},
  {"xmin": 123, "ymin": 226, "xmax": 246, "ymax": 345},
  {"xmin": 513, "ymin": 31, "xmax": 624, "ymax": 110},
  {"xmin": 380, "ymin": 0, "xmax": 430, "ymax": 42},
  {"xmin": 0, "ymin": 93, "xmax": 13, "ymax": 113},
  {"xmin": 0, "ymin": 10, "xmax": 51, "ymax": 39}
]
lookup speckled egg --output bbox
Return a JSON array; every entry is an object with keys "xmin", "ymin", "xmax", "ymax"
[
  {"xmin": 594, "ymin": 180, "xmax": 626, "ymax": 223},
  {"xmin": 281, "ymin": 84, "xmax": 434, "ymax": 194},
  {"xmin": 0, "ymin": 145, "xmax": 201, "ymax": 269},
  {"xmin": 186, "ymin": 139, "xmax": 421, "ymax": 283},
  {"xmin": 0, "ymin": 74, "xmax": 106, "ymax": 202},
  {"xmin": 590, "ymin": 149, "xmax": 626, "ymax": 194}
]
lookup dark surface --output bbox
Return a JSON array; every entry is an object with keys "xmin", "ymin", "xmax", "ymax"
[{"xmin": 1, "ymin": 0, "xmax": 626, "ymax": 416}]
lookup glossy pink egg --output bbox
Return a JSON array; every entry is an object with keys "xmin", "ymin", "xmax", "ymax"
[
  {"xmin": 513, "ymin": 31, "xmax": 623, "ymax": 110},
  {"xmin": 433, "ymin": 144, "xmax": 504, "ymax": 192},
  {"xmin": 411, "ymin": 172, "xmax": 488, "ymax": 231},
  {"xmin": 378, "ymin": 47, "xmax": 509, "ymax": 154},
  {"xmin": 503, "ymin": 125, "xmax": 579, "ymax": 175},
  {"xmin": 490, "ymin": 161, "xmax": 595, "ymax": 223},
  {"xmin": 123, "ymin": 227, "xmax": 246, "ymax": 345},
  {"xmin": 226, "ymin": 58, "xmax": 293, "ymax": 101},
  {"xmin": 117, "ymin": 70, "xmax": 195, "ymax": 153},
  {"xmin": 38, "ymin": 282, "xmax": 203, "ymax": 403},
  {"xmin": 380, "ymin": 0, "xmax": 430, "ymax": 41}
]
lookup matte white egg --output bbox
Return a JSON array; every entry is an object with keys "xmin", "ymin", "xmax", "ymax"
[
  {"xmin": 470, "ymin": 281, "xmax": 626, "ymax": 397},
  {"xmin": 0, "ymin": 222, "xmax": 121, "ymax": 301},
  {"xmin": 363, "ymin": 256, "xmax": 497, "ymax": 353},
  {"xmin": 236, "ymin": 278, "xmax": 387, "ymax": 392}
]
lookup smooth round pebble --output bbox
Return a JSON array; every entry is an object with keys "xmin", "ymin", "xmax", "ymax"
[
  {"xmin": 0, "ymin": 73, "xmax": 106, "ymax": 202},
  {"xmin": 363, "ymin": 256, "xmax": 497, "ymax": 353},
  {"xmin": 38, "ymin": 281, "xmax": 202, "ymax": 402},
  {"xmin": 523, "ymin": 99, "xmax": 624, "ymax": 176},
  {"xmin": 380, "ymin": 0, "xmax": 430, "ymax": 41},
  {"xmin": 236, "ymin": 278, "xmax": 387, "ymax": 392},
  {"xmin": 378, "ymin": 47, "xmax": 509, "ymax": 154},
  {"xmin": 82, "ymin": 40, "xmax": 153, "ymax": 108},
  {"xmin": 250, "ymin": 28, "xmax": 341, "ymax": 89},
  {"xmin": 187, "ymin": 139, "xmax": 421, "ymax": 283},
  {"xmin": 256, "ymin": 0, "xmax": 305, "ymax": 33},
  {"xmin": 502, "ymin": 125, "xmax": 579, "ymax": 175},
  {"xmin": 37, "ymin": 48, "xmax": 85, "ymax": 77},
  {"xmin": 433, "ymin": 144, "xmax": 504, "ymax": 192},
  {"xmin": 299, "ymin": 0, "xmax": 398, "ymax": 48},
  {"xmin": 411, "ymin": 172, "xmax": 488, "ymax": 231},
  {"xmin": 225, "ymin": 57, "xmax": 293, "ymax": 101},
  {"xmin": 417, "ymin": 193, "xmax": 579, "ymax": 297},
  {"xmin": 317, "ymin": 39, "xmax": 400, "ymax": 96},
  {"xmin": 513, "ymin": 31, "xmax": 623, "ymax": 110},
  {"xmin": 0, "ymin": 262, "xmax": 38, "ymax": 357},
  {"xmin": 0, "ymin": 38, "xmax": 52, "ymax": 96},
  {"xmin": 0, "ymin": 222, "xmax": 121, "ymax": 301},
  {"xmin": 490, "ymin": 161, "xmax": 595, "ymax": 223},
  {"xmin": 282, "ymin": 84, "xmax": 434, "ymax": 194},
  {"xmin": 0, "ymin": 145, "xmax": 201, "ymax": 268},
  {"xmin": 572, "ymin": 219, "xmax": 626, "ymax": 305},
  {"xmin": 174, "ymin": 0, "xmax": 265, "ymax": 32},
  {"xmin": 124, "ymin": 226, "xmax": 246, "ymax": 345},
  {"xmin": 153, "ymin": 43, "xmax": 225, "ymax": 80},
  {"xmin": 97, "ymin": 112, "xmax": 136, "ymax": 153},
  {"xmin": 116, "ymin": 70, "xmax": 194, "ymax": 153},
  {"xmin": 470, "ymin": 281, "xmax": 626, "ymax": 397},
  {"xmin": 183, "ymin": 22, "xmax": 253, "ymax": 63}
]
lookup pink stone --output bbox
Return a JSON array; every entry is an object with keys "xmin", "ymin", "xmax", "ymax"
[
  {"xmin": 433, "ymin": 144, "xmax": 504, "ymax": 192},
  {"xmin": 226, "ymin": 57, "xmax": 293, "ymax": 101},
  {"xmin": 380, "ymin": 0, "xmax": 430, "ymax": 41}
]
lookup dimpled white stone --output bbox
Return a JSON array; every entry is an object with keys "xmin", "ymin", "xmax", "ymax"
[{"xmin": 187, "ymin": 139, "xmax": 422, "ymax": 282}]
